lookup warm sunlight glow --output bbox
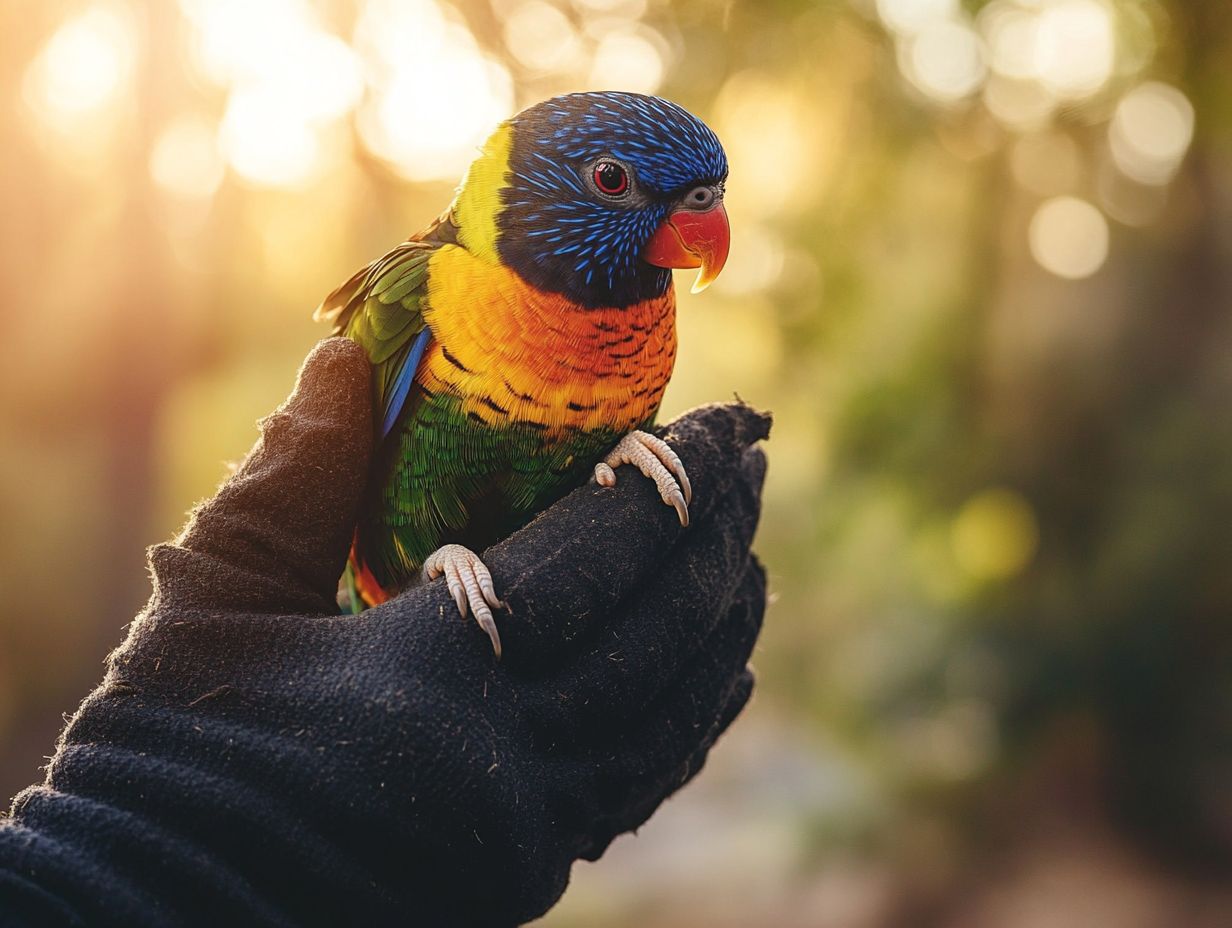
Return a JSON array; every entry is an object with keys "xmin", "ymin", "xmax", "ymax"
[
  {"xmin": 179, "ymin": 0, "xmax": 362, "ymax": 189},
  {"xmin": 980, "ymin": 1, "xmax": 1039, "ymax": 80},
  {"xmin": 504, "ymin": 0, "xmax": 586, "ymax": 74},
  {"xmin": 3, "ymin": 3, "xmax": 1225, "ymax": 922},
  {"xmin": 182, "ymin": 0, "xmax": 364, "ymax": 120},
  {"xmin": 219, "ymin": 87, "xmax": 324, "ymax": 188},
  {"xmin": 586, "ymin": 26, "xmax": 666, "ymax": 95},
  {"xmin": 570, "ymin": 0, "xmax": 647, "ymax": 16},
  {"xmin": 150, "ymin": 115, "xmax": 225, "ymax": 200},
  {"xmin": 982, "ymin": 75, "xmax": 1055, "ymax": 130},
  {"xmin": 1109, "ymin": 82, "xmax": 1194, "ymax": 186},
  {"xmin": 356, "ymin": 0, "xmax": 513, "ymax": 182},
  {"xmin": 876, "ymin": 0, "xmax": 959, "ymax": 36},
  {"xmin": 715, "ymin": 72, "xmax": 823, "ymax": 217},
  {"xmin": 22, "ymin": 3, "xmax": 137, "ymax": 131},
  {"xmin": 180, "ymin": 0, "xmax": 361, "ymax": 119},
  {"xmin": 1029, "ymin": 196, "xmax": 1109, "ymax": 280},
  {"xmin": 718, "ymin": 225, "xmax": 785, "ymax": 296},
  {"xmin": 975, "ymin": 0, "xmax": 1121, "ymax": 125},
  {"xmin": 904, "ymin": 18, "xmax": 986, "ymax": 102},
  {"xmin": 1033, "ymin": 0, "xmax": 1115, "ymax": 100}
]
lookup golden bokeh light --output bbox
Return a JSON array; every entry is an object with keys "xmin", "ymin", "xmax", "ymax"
[
  {"xmin": 218, "ymin": 86, "xmax": 327, "ymax": 188},
  {"xmin": 181, "ymin": 0, "xmax": 302, "ymax": 86},
  {"xmin": 569, "ymin": 0, "xmax": 647, "ymax": 18},
  {"xmin": 902, "ymin": 17, "xmax": 987, "ymax": 103},
  {"xmin": 717, "ymin": 224, "xmax": 785, "ymax": 297},
  {"xmin": 1109, "ymin": 81, "xmax": 1195, "ymax": 186},
  {"xmin": 356, "ymin": 0, "xmax": 514, "ymax": 182},
  {"xmin": 1028, "ymin": 196, "xmax": 1110, "ymax": 280},
  {"xmin": 875, "ymin": 0, "xmax": 960, "ymax": 37},
  {"xmin": 181, "ymin": 0, "xmax": 363, "ymax": 120},
  {"xmin": 876, "ymin": 0, "xmax": 989, "ymax": 105},
  {"xmin": 21, "ymin": 0, "xmax": 138, "ymax": 159},
  {"xmin": 883, "ymin": 0, "xmax": 1127, "ymax": 127},
  {"xmin": 1033, "ymin": 0, "xmax": 1115, "ymax": 100},
  {"xmin": 982, "ymin": 73, "xmax": 1056, "ymax": 130},
  {"xmin": 585, "ymin": 25, "xmax": 667, "ymax": 95},
  {"xmin": 1029, "ymin": 194, "xmax": 1108, "ymax": 278},
  {"xmin": 951, "ymin": 489, "xmax": 1039, "ymax": 582},
  {"xmin": 22, "ymin": 3, "xmax": 136, "ymax": 120},
  {"xmin": 714, "ymin": 71, "xmax": 828, "ymax": 218},
  {"xmin": 178, "ymin": 0, "xmax": 363, "ymax": 189},
  {"xmin": 503, "ymin": 0, "xmax": 586, "ymax": 74},
  {"xmin": 149, "ymin": 115, "xmax": 225, "ymax": 201},
  {"xmin": 980, "ymin": 1, "xmax": 1039, "ymax": 80}
]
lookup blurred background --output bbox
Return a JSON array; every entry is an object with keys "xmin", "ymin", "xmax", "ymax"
[{"xmin": 2, "ymin": 0, "xmax": 1231, "ymax": 923}]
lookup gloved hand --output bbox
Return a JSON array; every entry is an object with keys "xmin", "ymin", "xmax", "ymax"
[{"xmin": 0, "ymin": 338, "xmax": 769, "ymax": 928}]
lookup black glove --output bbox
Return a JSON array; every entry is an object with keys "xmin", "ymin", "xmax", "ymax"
[{"xmin": 0, "ymin": 338, "xmax": 769, "ymax": 928}]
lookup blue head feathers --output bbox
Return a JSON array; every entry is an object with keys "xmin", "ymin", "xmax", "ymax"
[{"xmin": 497, "ymin": 92, "xmax": 729, "ymax": 309}]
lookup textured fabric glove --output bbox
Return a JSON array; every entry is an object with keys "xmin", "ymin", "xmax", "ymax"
[{"xmin": 0, "ymin": 338, "xmax": 769, "ymax": 927}]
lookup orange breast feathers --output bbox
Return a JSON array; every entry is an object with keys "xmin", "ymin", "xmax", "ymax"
[{"xmin": 419, "ymin": 244, "xmax": 677, "ymax": 434}]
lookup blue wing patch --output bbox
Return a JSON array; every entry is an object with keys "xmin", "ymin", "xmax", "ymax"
[{"xmin": 380, "ymin": 327, "xmax": 432, "ymax": 441}]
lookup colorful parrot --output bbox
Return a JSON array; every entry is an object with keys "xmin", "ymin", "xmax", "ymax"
[{"xmin": 315, "ymin": 91, "xmax": 730, "ymax": 657}]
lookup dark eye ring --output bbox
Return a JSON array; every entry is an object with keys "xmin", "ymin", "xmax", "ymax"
[{"xmin": 593, "ymin": 161, "xmax": 629, "ymax": 196}]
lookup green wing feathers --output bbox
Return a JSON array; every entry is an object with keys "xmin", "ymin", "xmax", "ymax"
[{"xmin": 314, "ymin": 241, "xmax": 436, "ymax": 432}]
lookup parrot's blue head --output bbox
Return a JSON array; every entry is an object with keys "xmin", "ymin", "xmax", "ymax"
[{"xmin": 454, "ymin": 92, "xmax": 730, "ymax": 309}]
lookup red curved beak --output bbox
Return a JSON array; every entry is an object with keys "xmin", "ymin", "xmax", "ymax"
[{"xmin": 643, "ymin": 202, "xmax": 730, "ymax": 293}]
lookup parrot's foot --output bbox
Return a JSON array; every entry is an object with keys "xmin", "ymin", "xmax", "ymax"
[
  {"xmin": 423, "ymin": 545, "xmax": 507, "ymax": 660},
  {"xmin": 594, "ymin": 430, "xmax": 692, "ymax": 527}
]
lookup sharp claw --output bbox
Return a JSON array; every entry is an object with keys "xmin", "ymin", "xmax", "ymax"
[
  {"xmin": 424, "ymin": 545, "xmax": 506, "ymax": 659},
  {"xmin": 677, "ymin": 467, "xmax": 693, "ymax": 506},
  {"xmin": 669, "ymin": 490, "xmax": 689, "ymax": 527},
  {"xmin": 658, "ymin": 445, "xmax": 691, "ymax": 506},
  {"xmin": 476, "ymin": 609, "xmax": 503, "ymax": 660},
  {"xmin": 600, "ymin": 431, "xmax": 694, "ymax": 526}
]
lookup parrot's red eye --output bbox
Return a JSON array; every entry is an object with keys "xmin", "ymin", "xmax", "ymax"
[{"xmin": 593, "ymin": 161, "xmax": 628, "ymax": 196}]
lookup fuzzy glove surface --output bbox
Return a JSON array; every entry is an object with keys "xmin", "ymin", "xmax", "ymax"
[{"xmin": 0, "ymin": 338, "xmax": 769, "ymax": 927}]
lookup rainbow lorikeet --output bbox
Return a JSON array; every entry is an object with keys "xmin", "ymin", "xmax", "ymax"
[{"xmin": 315, "ymin": 91, "xmax": 730, "ymax": 657}]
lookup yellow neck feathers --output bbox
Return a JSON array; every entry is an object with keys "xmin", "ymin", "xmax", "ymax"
[{"xmin": 453, "ymin": 123, "xmax": 513, "ymax": 264}]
